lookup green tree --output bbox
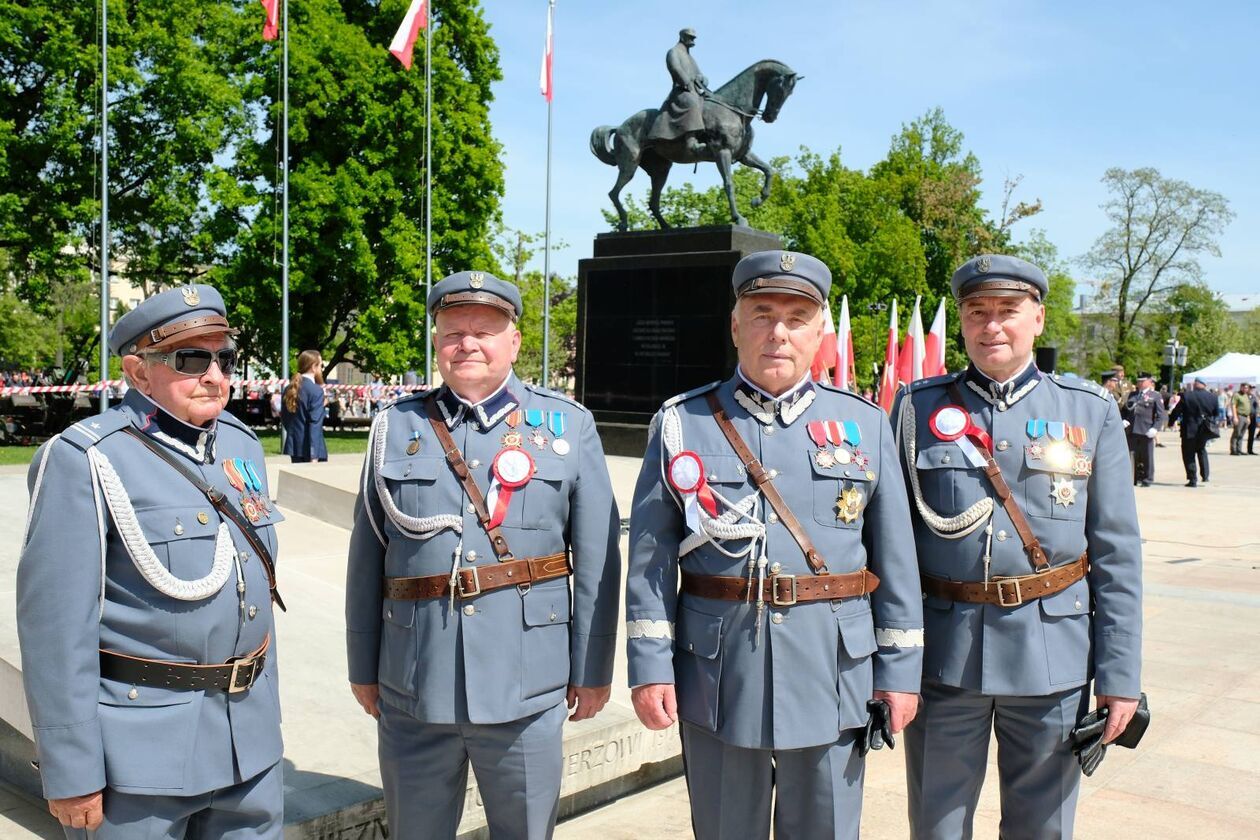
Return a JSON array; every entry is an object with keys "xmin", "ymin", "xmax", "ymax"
[
  {"xmin": 491, "ymin": 226, "xmax": 574, "ymax": 386},
  {"xmin": 1012, "ymin": 229, "xmax": 1080, "ymax": 366},
  {"xmin": 1083, "ymin": 167, "xmax": 1234, "ymax": 368},
  {"xmin": 215, "ymin": 0, "xmax": 504, "ymax": 377},
  {"xmin": 1149, "ymin": 283, "xmax": 1237, "ymax": 374}
]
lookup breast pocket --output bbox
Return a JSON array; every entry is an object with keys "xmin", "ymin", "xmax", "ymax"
[
  {"xmin": 1022, "ymin": 447, "xmax": 1090, "ymax": 522},
  {"xmin": 376, "ymin": 456, "xmax": 442, "ymax": 519},
  {"xmin": 809, "ymin": 453, "xmax": 872, "ymax": 529},
  {"xmin": 913, "ymin": 443, "xmax": 978, "ymax": 515},
  {"xmin": 133, "ymin": 505, "xmax": 222, "ymax": 597},
  {"xmin": 521, "ymin": 456, "xmax": 569, "ymax": 530}
]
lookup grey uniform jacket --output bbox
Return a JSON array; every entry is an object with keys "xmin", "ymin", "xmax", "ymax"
[
  {"xmin": 625, "ymin": 376, "xmax": 924, "ymax": 751},
  {"xmin": 894, "ymin": 366, "xmax": 1143, "ymax": 698},
  {"xmin": 17, "ymin": 390, "xmax": 283, "ymax": 801},
  {"xmin": 345, "ymin": 374, "xmax": 621, "ymax": 724}
]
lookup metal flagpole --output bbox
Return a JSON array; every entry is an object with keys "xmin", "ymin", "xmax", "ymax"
[
  {"xmin": 541, "ymin": 0, "xmax": 554, "ymax": 389},
  {"xmin": 98, "ymin": 0, "xmax": 110, "ymax": 411},
  {"xmin": 424, "ymin": 11, "xmax": 433, "ymax": 386},
  {"xmin": 281, "ymin": 0, "xmax": 291, "ymax": 383}
]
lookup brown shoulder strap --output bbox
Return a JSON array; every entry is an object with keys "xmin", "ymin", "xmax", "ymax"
[
  {"xmin": 423, "ymin": 393, "xmax": 513, "ymax": 560},
  {"xmin": 121, "ymin": 427, "xmax": 286, "ymax": 611},
  {"xmin": 946, "ymin": 383, "xmax": 1050, "ymax": 572},
  {"xmin": 704, "ymin": 391, "xmax": 827, "ymax": 574}
]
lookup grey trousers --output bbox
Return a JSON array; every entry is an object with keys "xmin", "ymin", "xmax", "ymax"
[
  {"xmin": 905, "ymin": 681, "xmax": 1090, "ymax": 840},
  {"xmin": 63, "ymin": 760, "xmax": 282, "ymax": 839},
  {"xmin": 680, "ymin": 722, "xmax": 865, "ymax": 840},
  {"xmin": 378, "ymin": 699, "xmax": 565, "ymax": 840}
]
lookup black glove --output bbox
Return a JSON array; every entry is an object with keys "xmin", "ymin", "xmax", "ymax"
[
  {"xmin": 861, "ymin": 699, "xmax": 895, "ymax": 756},
  {"xmin": 1070, "ymin": 693, "xmax": 1150, "ymax": 776}
]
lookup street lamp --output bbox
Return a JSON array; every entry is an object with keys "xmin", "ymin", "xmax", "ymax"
[{"xmin": 1163, "ymin": 330, "xmax": 1189, "ymax": 390}]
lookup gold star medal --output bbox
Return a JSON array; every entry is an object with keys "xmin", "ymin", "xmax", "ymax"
[
  {"xmin": 501, "ymin": 431, "xmax": 523, "ymax": 448},
  {"xmin": 1050, "ymin": 476, "xmax": 1078, "ymax": 507},
  {"xmin": 835, "ymin": 484, "xmax": 863, "ymax": 524}
]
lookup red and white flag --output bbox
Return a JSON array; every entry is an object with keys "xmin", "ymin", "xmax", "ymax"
[
  {"xmin": 924, "ymin": 298, "xmax": 948, "ymax": 378},
  {"xmin": 835, "ymin": 295, "xmax": 856, "ymax": 389},
  {"xmin": 811, "ymin": 301, "xmax": 838, "ymax": 384},
  {"xmin": 896, "ymin": 295, "xmax": 925, "ymax": 387},
  {"xmin": 260, "ymin": 0, "xmax": 279, "ymax": 41},
  {"xmin": 389, "ymin": 0, "xmax": 429, "ymax": 70},
  {"xmin": 539, "ymin": 1, "xmax": 554, "ymax": 102},
  {"xmin": 877, "ymin": 299, "xmax": 900, "ymax": 413}
]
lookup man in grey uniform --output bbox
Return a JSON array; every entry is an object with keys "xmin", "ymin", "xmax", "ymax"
[
  {"xmin": 18, "ymin": 285, "xmax": 285, "ymax": 837},
  {"xmin": 345, "ymin": 271, "xmax": 621, "ymax": 839},
  {"xmin": 895, "ymin": 255, "xmax": 1143, "ymax": 839},
  {"xmin": 625, "ymin": 250, "xmax": 924, "ymax": 839}
]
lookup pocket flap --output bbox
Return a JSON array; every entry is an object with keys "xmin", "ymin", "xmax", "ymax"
[
  {"xmin": 531, "ymin": 457, "xmax": 567, "ymax": 483},
  {"xmin": 807, "ymin": 450, "xmax": 873, "ymax": 480},
  {"xmin": 1025, "ymin": 444, "xmax": 1093, "ymax": 474},
  {"xmin": 523, "ymin": 580, "xmax": 571, "ymax": 626},
  {"xmin": 382, "ymin": 599, "xmax": 417, "ymax": 628},
  {"xmin": 837, "ymin": 611, "xmax": 878, "ymax": 658},
  {"xmin": 377, "ymin": 457, "xmax": 442, "ymax": 481},
  {"xmin": 100, "ymin": 676, "xmax": 196, "ymax": 708},
  {"xmin": 916, "ymin": 444, "xmax": 968, "ymax": 470},
  {"xmin": 676, "ymin": 605, "xmax": 723, "ymax": 660},
  {"xmin": 134, "ymin": 506, "xmax": 220, "ymax": 545},
  {"xmin": 1039, "ymin": 577, "xmax": 1089, "ymax": 617},
  {"xmin": 695, "ymin": 455, "xmax": 746, "ymax": 485}
]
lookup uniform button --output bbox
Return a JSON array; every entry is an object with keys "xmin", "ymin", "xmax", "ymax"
[
  {"xmin": 997, "ymin": 440, "xmax": 1010, "ymax": 451},
  {"xmin": 240, "ymin": 551, "xmax": 250, "ymax": 564},
  {"xmin": 197, "ymin": 512, "xmax": 209, "ymax": 525},
  {"xmin": 763, "ymin": 426, "xmax": 775, "ymax": 436},
  {"xmin": 768, "ymin": 468, "xmax": 779, "ymax": 479},
  {"xmin": 248, "ymin": 605, "xmax": 258, "ymax": 620},
  {"xmin": 463, "ymin": 605, "xmax": 475, "ymax": 616},
  {"xmin": 549, "ymin": 612, "xmax": 558, "ymax": 621},
  {"xmin": 127, "ymin": 688, "xmax": 139, "ymax": 700},
  {"xmin": 941, "ymin": 455, "xmax": 952, "ymax": 464},
  {"xmin": 1074, "ymin": 599, "xmax": 1082, "ymax": 611},
  {"xmin": 770, "ymin": 562, "xmax": 782, "ymax": 574},
  {"xmin": 174, "ymin": 523, "xmax": 184, "ymax": 536},
  {"xmin": 403, "ymin": 464, "xmax": 412, "ymax": 477},
  {"xmin": 768, "ymin": 512, "xmax": 779, "ymax": 524},
  {"xmin": 844, "ymin": 469, "xmax": 852, "ymax": 477},
  {"xmin": 466, "ymin": 550, "xmax": 478, "ymax": 563},
  {"xmin": 708, "ymin": 473, "xmax": 717, "ymax": 482},
  {"xmin": 771, "ymin": 612, "xmax": 784, "ymax": 625},
  {"xmin": 997, "ymin": 530, "xmax": 1008, "ymax": 541},
  {"xmin": 469, "ymin": 459, "xmax": 481, "ymax": 468},
  {"xmin": 467, "ymin": 504, "xmax": 477, "ymax": 514},
  {"xmin": 386, "ymin": 609, "xmax": 393, "ymax": 619}
]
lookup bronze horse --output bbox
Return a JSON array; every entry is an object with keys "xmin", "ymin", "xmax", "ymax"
[{"xmin": 590, "ymin": 60, "xmax": 801, "ymax": 231}]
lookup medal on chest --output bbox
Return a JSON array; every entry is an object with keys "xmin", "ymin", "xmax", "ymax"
[
  {"xmin": 485, "ymin": 446, "xmax": 535, "ymax": 529},
  {"xmin": 835, "ymin": 483, "xmax": 864, "ymax": 524},
  {"xmin": 224, "ymin": 459, "xmax": 261, "ymax": 523},
  {"xmin": 807, "ymin": 420, "xmax": 860, "ymax": 469},
  {"xmin": 524, "ymin": 410, "xmax": 549, "ymax": 449},
  {"xmin": 501, "ymin": 410, "xmax": 524, "ymax": 448},
  {"xmin": 668, "ymin": 451, "xmax": 720, "ymax": 534}
]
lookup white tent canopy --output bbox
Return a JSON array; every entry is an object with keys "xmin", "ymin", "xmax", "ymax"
[{"xmin": 1180, "ymin": 352, "xmax": 1260, "ymax": 387}]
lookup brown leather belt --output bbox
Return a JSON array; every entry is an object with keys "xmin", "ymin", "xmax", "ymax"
[
  {"xmin": 100, "ymin": 635, "xmax": 270, "ymax": 694},
  {"xmin": 681, "ymin": 569, "xmax": 880, "ymax": 606},
  {"xmin": 921, "ymin": 552, "xmax": 1088, "ymax": 607},
  {"xmin": 384, "ymin": 552, "xmax": 570, "ymax": 600}
]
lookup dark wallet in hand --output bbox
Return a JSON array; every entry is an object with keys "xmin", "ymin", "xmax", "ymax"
[
  {"xmin": 861, "ymin": 699, "xmax": 895, "ymax": 756},
  {"xmin": 1070, "ymin": 693, "xmax": 1150, "ymax": 776}
]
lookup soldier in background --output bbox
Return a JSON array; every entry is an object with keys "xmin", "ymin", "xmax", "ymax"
[
  {"xmin": 345, "ymin": 271, "xmax": 621, "ymax": 839},
  {"xmin": 1122, "ymin": 373, "xmax": 1168, "ymax": 486}
]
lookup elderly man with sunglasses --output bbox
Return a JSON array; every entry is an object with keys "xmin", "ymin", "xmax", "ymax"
[{"xmin": 17, "ymin": 284, "xmax": 286, "ymax": 838}]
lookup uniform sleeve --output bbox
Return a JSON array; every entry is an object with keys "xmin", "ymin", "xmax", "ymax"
[
  {"xmin": 1086, "ymin": 398, "xmax": 1143, "ymax": 697},
  {"xmin": 863, "ymin": 404, "xmax": 924, "ymax": 694},
  {"xmin": 345, "ymin": 429, "xmax": 388, "ymax": 686},
  {"xmin": 624, "ymin": 414, "xmax": 686, "ymax": 687},
  {"xmin": 566, "ymin": 410, "xmax": 622, "ymax": 687},
  {"xmin": 16, "ymin": 438, "xmax": 106, "ymax": 799}
]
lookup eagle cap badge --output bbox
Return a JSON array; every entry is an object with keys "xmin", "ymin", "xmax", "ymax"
[
  {"xmin": 469, "ymin": 272, "xmax": 485, "ymax": 289},
  {"xmin": 779, "ymin": 252, "xmax": 796, "ymax": 273},
  {"xmin": 181, "ymin": 286, "xmax": 201, "ymax": 306},
  {"xmin": 977, "ymin": 255, "xmax": 992, "ymax": 273}
]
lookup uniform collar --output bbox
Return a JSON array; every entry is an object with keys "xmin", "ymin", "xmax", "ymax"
[
  {"xmin": 963, "ymin": 358, "xmax": 1041, "ymax": 412},
  {"xmin": 124, "ymin": 389, "xmax": 217, "ymax": 464},
  {"xmin": 733, "ymin": 367, "xmax": 816, "ymax": 426},
  {"xmin": 436, "ymin": 373, "xmax": 519, "ymax": 431}
]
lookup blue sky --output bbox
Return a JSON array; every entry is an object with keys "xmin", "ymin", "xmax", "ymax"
[{"xmin": 474, "ymin": 0, "xmax": 1258, "ymax": 295}]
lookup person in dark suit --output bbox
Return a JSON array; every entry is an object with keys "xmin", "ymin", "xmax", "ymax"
[
  {"xmin": 281, "ymin": 349, "xmax": 328, "ymax": 463},
  {"xmin": 1169, "ymin": 378, "xmax": 1219, "ymax": 486},
  {"xmin": 1122, "ymin": 372, "xmax": 1168, "ymax": 487}
]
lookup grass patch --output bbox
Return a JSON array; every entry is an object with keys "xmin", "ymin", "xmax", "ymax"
[
  {"xmin": 0, "ymin": 446, "xmax": 39, "ymax": 466},
  {"xmin": 0, "ymin": 428, "xmax": 369, "ymax": 465}
]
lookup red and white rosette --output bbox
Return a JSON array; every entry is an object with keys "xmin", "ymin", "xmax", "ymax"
[
  {"xmin": 486, "ymin": 447, "xmax": 536, "ymax": 529},
  {"xmin": 928, "ymin": 405, "xmax": 990, "ymax": 468},
  {"xmin": 668, "ymin": 451, "xmax": 719, "ymax": 533}
]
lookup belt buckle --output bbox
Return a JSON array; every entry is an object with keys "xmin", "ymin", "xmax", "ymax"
[
  {"xmin": 458, "ymin": 566, "xmax": 482, "ymax": 598},
  {"xmin": 995, "ymin": 578, "xmax": 1024, "ymax": 607},
  {"xmin": 770, "ymin": 574, "xmax": 798, "ymax": 606},
  {"xmin": 228, "ymin": 656, "xmax": 259, "ymax": 694}
]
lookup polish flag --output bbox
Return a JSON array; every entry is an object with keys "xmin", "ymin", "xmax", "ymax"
[
  {"xmin": 389, "ymin": 0, "xmax": 429, "ymax": 70},
  {"xmin": 877, "ymin": 299, "xmax": 899, "ymax": 413},
  {"xmin": 835, "ymin": 295, "xmax": 856, "ymax": 389},
  {"xmin": 896, "ymin": 295, "xmax": 925, "ymax": 387},
  {"xmin": 539, "ymin": 2, "xmax": 554, "ymax": 102},
  {"xmin": 923, "ymin": 298, "xmax": 948, "ymax": 378},
  {"xmin": 811, "ymin": 301, "xmax": 838, "ymax": 383},
  {"xmin": 260, "ymin": 0, "xmax": 279, "ymax": 41}
]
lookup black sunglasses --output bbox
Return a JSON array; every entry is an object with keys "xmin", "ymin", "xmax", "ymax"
[{"xmin": 143, "ymin": 347, "xmax": 238, "ymax": 377}]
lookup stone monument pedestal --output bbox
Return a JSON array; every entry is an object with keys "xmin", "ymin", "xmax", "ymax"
[{"xmin": 576, "ymin": 225, "xmax": 783, "ymax": 456}]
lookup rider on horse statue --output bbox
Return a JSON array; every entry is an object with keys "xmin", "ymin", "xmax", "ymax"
[{"xmin": 647, "ymin": 28, "xmax": 710, "ymax": 157}]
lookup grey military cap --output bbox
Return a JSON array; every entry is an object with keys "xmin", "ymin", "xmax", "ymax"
[
  {"xmin": 951, "ymin": 254, "xmax": 1047, "ymax": 302},
  {"xmin": 732, "ymin": 250, "xmax": 830, "ymax": 306},
  {"xmin": 109, "ymin": 284, "xmax": 238, "ymax": 356},
  {"xmin": 427, "ymin": 270, "xmax": 522, "ymax": 321}
]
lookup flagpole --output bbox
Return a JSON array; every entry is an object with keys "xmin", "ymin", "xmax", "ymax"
[
  {"xmin": 281, "ymin": 0, "xmax": 290, "ymax": 384},
  {"xmin": 98, "ymin": 0, "xmax": 110, "ymax": 411},
  {"xmin": 540, "ymin": 0, "xmax": 555, "ymax": 389},
  {"xmin": 423, "ymin": 11, "xmax": 433, "ymax": 386}
]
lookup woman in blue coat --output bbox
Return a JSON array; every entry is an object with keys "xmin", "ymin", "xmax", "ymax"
[{"xmin": 281, "ymin": 350, "xmax": 328, "ymax": 462}]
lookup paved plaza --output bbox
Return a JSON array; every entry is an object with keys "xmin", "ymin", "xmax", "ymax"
[{"xmin": 1, "ymin": 430, "xmax": 1257, "ymax": 838}]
